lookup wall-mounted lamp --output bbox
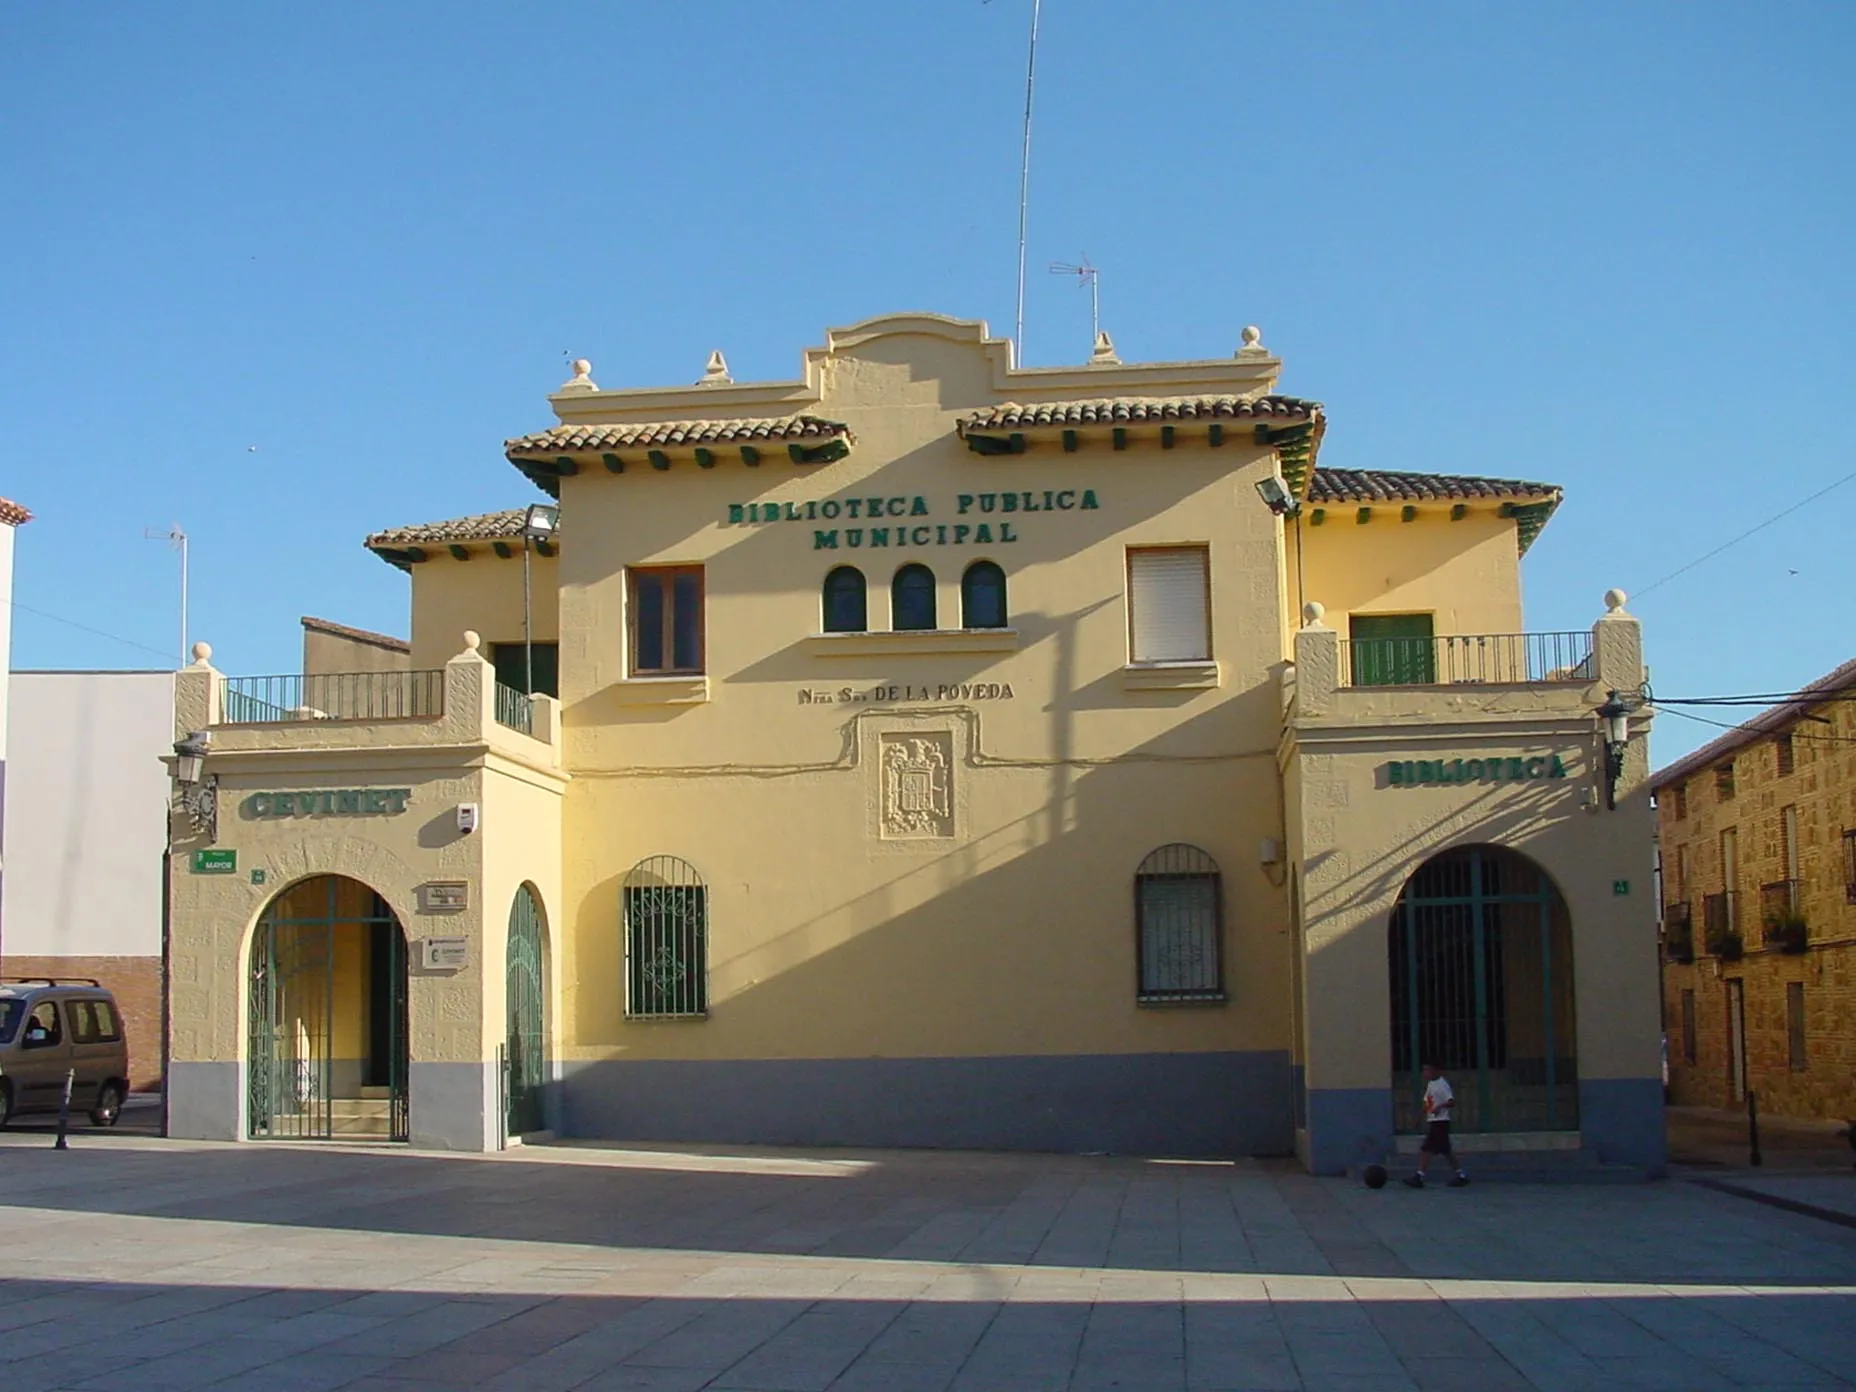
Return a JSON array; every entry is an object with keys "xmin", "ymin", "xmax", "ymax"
[
  {"xmin": 171, "ymin": 730, "xmax": 217, "ymax": 840},
  {"xmin": 1254, "ymin": 476, "xmax": 1300, "ymax": 518},
  {"xmin": 1596, "ymin": 690, "xmax": 1634, "ymax": 811},
  {"xmin": 519, "ymin": 503, "xmax": 562, "ymax": 699}
]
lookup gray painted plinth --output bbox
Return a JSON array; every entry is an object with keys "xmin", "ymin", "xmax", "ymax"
[
  {"xmin": 165, "ymin": 1059, "xmax": 241, "ymax": 1141},
  {"xmin": 1581, "ymin": 1075, "xmax": 1667, "ymax": 1174},
  {"xmin": 409, "ymin": 1060, "xmax": 496, "ymax": 1152},
  {"xmin": 560, "ymin": 1050, "xmax": 1293, "ymax": 1157},
  {"xmin": 1304, "ymin": 1085, "xmax": 1394, "ymax": 1175}
]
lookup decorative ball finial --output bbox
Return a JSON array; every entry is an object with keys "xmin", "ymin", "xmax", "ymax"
[
  {"xmin": 1604, "ymin": 588, "xmax": 1628, "ymax": 613},
  {"xmin": 558, "ymin": 359, "xmax": 598, "ymax": 393},
  {"xmin": 462, "ymin": 630, "xmax": 481, "ymax": 652},
  {"xmin": 190, "ymin": 641, "xmax": 212, "ymax": 665},
  {"xmin": 571, "ymin": 358, "xmax": 591, "ymax": 377},
  {"xmin": 1242, "ymin": 325, "xmax": 1262, "ymax": 347},
  {"xmin": 1302, "ymin": 601, "xmax": 1325, "ymax": 626}
]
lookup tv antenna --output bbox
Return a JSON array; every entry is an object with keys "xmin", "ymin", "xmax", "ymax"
[
  {"xmin": 1011, "ymin": 0, "xmax": 1043, "ymax": 366},
  {"xmin": 143, "ymin": 523, "xmax": 189, "ymax": 667},
  {"xmin": 1048, "ymin": 256, "xmax": 1099, "ymax": 345}
]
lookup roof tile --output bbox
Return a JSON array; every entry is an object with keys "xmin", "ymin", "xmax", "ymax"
[
  {"xmin": 506, "ymin": 415, "xmax": 853, "ymax": 456},
  {"xmin": 1308, "ymin": 470, "xmax": 1560, "ymax": 504},
  {"xmin": 0, "ymin": 497, "xmax": 31, "ymax": 526},
  {"xmin": 960, "ymin": 394, "xmax": 1320, "ymax": 431},
  {"xmin": 365, "ymin": 509, "xmax": 528, "ymax": 549}
]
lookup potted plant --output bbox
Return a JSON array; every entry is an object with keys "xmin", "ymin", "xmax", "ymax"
[
  {"xmin": 1664, "ymin": 928, "xmax": 1695, "ymax": 965},
  {"xmin": 1763, "ymin": 913, "xmax": 1809, "ymax": 955},
  {"xmin": 1707, "ymin": 928, "xmax": 1745, "ymax": 961}
]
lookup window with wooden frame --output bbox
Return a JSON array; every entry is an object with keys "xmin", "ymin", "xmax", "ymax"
[
  {"xmin": 1672, "ymin": 783, "xmax": 1687, "ymax": 820},
  {"xmin": 1776, "ymin": 732, "xmax": 1795, "ymax": 778},
  {"xmin": 629, "ymin": 566, "xmax": 705, "ymax": 675},
  {"xmin": 1135, "ymin": 843, "xmax": 1224, "ymax": 1002},
  {"xmin": 1844, "ymin": 828, "xmax": 1856, "ymax": 904},
  {"xmin": 1714, "ymin": 762, "xmax": 1736, "ymax": 800},
  {"xmin": 1126, "ymin": 546, "xmax": 1211, "ymax": 664}
]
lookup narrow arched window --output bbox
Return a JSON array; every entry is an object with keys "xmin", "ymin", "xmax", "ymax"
[
  {"xmin": 961, "ymin": 561, "xmax": 1007, "ymax": 629},
  {"xmin": 622, "ymin": 856, "xmax": 707, "ymax": 1018},
  {"xmin": 1135, "ymin": 844, "xmax": 1223, "ymax": 1002},
  {"xmin": 891, "ymin": 564, "xmax": 937, "ymax": 631},
  {"xmin": 822, "ymin": 566, "xmax": 867, "ymax": 633}
]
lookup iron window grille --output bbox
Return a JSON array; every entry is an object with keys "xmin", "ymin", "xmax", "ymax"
[
  {"xmin": 961, "ymin": 560, "xmax": 1008, "ymax": 629},
  {"xmin": 623, "ymin": 856, "xmax": 708, "ymax": 1018},
  {"xmin": 891, "ymin": 563, "xmax": 937, "ymax": 631},
  {"xmin": 822, "ymin": 566, "xmax": 867, "ymax": 633},
  {"xmin": 1135, "ymin": 843, "xmax": 1224, "ymax": 1002},
  {"xmin": 629, "ymin": 566, "xmax": 705, "ymax": 675}
]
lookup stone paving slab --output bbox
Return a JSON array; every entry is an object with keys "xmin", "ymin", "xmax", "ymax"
[{"xmin": 0, "ymin": 1132, "xmax": 1852, "ymax": 1389}]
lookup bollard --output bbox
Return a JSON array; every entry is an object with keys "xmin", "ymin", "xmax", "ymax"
[
  {"xmin": 53, "ymin": 1068, "xmax": 74, "ymax": 1151},
  {"xmin": 1747, "ymin": 1089, "xmax": 1762, "ymax": 1168}
]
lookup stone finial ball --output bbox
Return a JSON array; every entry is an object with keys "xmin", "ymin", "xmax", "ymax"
[
  {"xmin": 463, "ymin": 630, "xmax": 481, "ymax": 651},
  {"xmin": 1604, "ymin": 588, "xmax": 1627, "ymax": 612},
  {"xmin": 190, "ymin": 641, "xmax": 212, "ymax": 664},
  {"xmin": 1302, "ymin": 601, "xmax": 1325, "ymax": 625},
  {"xmin": 1241, "ymin": 325, "xmax": 1262, "ymax": 346},
  {"xmin": 571, "ymin": 359, "xmax": 591, "ymax": 377}
]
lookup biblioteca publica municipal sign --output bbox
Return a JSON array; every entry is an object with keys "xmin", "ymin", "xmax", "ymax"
[
  {"xmin": 1386, "ymin": 756, "xmax": 1569, "ymax": 787},
  {"xmin": 727, "ymin": 490, "xmax": 1101, "ymax": 552}
]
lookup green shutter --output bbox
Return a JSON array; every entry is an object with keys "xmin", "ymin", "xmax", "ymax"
[{"xmin": 1349, "ymin": 613, "xmax": 1435, "ymax": 686}]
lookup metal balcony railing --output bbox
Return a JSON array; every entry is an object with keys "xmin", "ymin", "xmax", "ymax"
[
  {"xmin": 1760, "ymin": 878, "xmax": 1801, "ymax": 925},
  {"xmin": 221, "ymin": 671, "xmax": 445, "ymax": 724},
  {"xmin": 494, "ymin": 683, "xmax": 534, "ymax": 736},
  {"xmin": 1702, "ymin": 891, "xmax": 1741, "ymax": 958},
  {"xmin": 1339, "ymin": 632, "xmax": 1593, "ymax": 688},
  {"xmin": 1663, "ymin": 901, "xmax": 1694, "ymax": 963}
]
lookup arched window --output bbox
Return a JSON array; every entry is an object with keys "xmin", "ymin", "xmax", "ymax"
[
  {"xmin": 961, "ymin": 561, "xmax": 1008, "ymax": 629},
  {"xmin": 891, "ymin": 563, "xmax": 937, "ymax": 631},
  {"xmin": 1135, "ymin": 844, "xmax": 1223, "ymax": 1001},
  {"xmin": 822, "ymin": 566, "xmax": 867, "ymax": 633},
  {"xmin": 622, "ymin": 856, "xmax": 707, "ymax": 1018}
]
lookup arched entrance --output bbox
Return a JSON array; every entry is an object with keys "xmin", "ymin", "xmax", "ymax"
[
  {"xmin": 504, "ymin": 884, "xmax": 548, "ymax": 1139},
  {"xmin": 1388, "ymin": 846, "xmax": 1576, "ymax": 1134},
  {"xmin": 247, "ymin": 875, "xmax": 409, "ymax": 1141}
]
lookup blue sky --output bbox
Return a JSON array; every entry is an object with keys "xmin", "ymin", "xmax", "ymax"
[{"xmin": 3, "ymin": 2, "xmax": 1851, "ymax": 764}]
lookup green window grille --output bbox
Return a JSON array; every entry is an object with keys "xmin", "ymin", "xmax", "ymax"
[
  {"xmin": 623, "ymin": 856, "xmax": 708, "ymax": 1018},
  {"xmin": 1349, "ymin": 612, "xmax": 1435, "ymax": 685},
  {"xmin": 505, "ymin": 884, "xmax": 547, "ymax": 1137},
  {"xmin": 891, "ymin": 563, "xmax": 937, "ymax": 631},
  {"xmin": 961, "ymin": 560, "xmax": 1008, "ymax": 629},
  {"xmin": 1135, "ymin": 844, "xmax": 1224, "ymax": 1002},
  {"xmin": 822, "ymin": 565, "xmax": 867, "ymax": 633}
]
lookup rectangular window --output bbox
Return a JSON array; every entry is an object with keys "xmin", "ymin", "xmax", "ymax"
[
  {"xmin": 1137, "ymin": 872, "xmax": 1223, "ymax": 999},
  {"xmin": 1787, "ymin": 982, "xmax": 1806, "ymax": 1072},
  {"xmin": 1127, "ymin": 547, "xmax": 1210, "ymax": 663},
  {"xmin": 491, "ymin": 642, "xmax": 560, "ymax": 698},
  {"xmin": 1348, "ymin": 612, "xmax": 1436, "ymax": 686},
  {"xmin": 1845, "ymin": 829, "xmax": 1856, "ymax": 904},
  {"xmin": 1681, "ymin": 988, "xmax": 1697, "ymax": 1065},
  {"xmin": 1673, "ymin": 845, "xmax": 1688, "ymax": 901},
  {"xmin": 1715, "ymin": 762, "xmax": 1735, "ymax": 800},
  {"xmin": 629, "ymin": 566, "xmax": 705, "ymax": 675},
  {"xmin": 1776, "ymin": 733, "xmax": 1794, "ymax": 777},
  {"xmin": 1672, "ymin": 783, "xmax": 1687, "ymax": 820}
]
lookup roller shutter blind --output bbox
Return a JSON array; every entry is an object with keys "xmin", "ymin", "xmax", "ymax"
[{"xmin": 1128, "ymin": 547, "xmax": 1210, "ymax": 662}]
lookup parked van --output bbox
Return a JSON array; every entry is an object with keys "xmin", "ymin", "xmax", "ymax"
[{"xmin": 0, "ymin": 980, "xmax": 130, "ymax": 1127}]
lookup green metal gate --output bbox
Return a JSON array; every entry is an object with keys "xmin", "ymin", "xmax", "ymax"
[
  {"xmin": 1389, "ymin": 846, "xmax": 1577, "ymax": 1134},
  {"xmin": 505, "ymin": 884, "xmax": 546, "ymax": 1138},
  {"xmin": 247, "ymin": 875, "xmax": 408, "ymax": 1141}
]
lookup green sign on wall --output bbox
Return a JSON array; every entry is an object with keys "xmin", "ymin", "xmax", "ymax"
[
  {"xmin": 191, "ymin": 849, "xmax": 237, "ymax": 875},
  {"xmin": 1385, "ymin": 755, "xmax": 1569, "ymax": 787}
]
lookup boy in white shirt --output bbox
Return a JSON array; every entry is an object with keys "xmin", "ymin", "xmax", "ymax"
[{"xmin": 1404, "ymin": 1063, "xmax": 1469, "ymax": 1188}]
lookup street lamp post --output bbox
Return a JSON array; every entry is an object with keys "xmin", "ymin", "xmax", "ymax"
[
  {"xmin": 1596, "ymin": 690, "xmax": 1634, "ymax": 811},
  {"xmin": 519, "ymin": 504, "xmax": 560, "ymax": 695}
]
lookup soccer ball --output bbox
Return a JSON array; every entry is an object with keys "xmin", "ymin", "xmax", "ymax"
[{"xmin": 1362, "ymin": 1163, "xmax": 1388, "ymax": 1190}]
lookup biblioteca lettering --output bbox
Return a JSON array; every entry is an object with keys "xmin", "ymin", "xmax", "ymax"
[
  {"xmin": 727, "ymin": 490, "xmax": 1101, "ymax": 552},
  {"xmin": 799, "ymin": 683, "xmax": 1016, "ymax": 706},
  {"xmin": 1385, "ymin": 756, "xmax": 1568, "ymax": 787}
]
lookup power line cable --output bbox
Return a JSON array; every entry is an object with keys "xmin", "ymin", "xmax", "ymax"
[
  {"xmin": 1632, "ymin": 466, "xmax": 1856, "ymax": 599},
  {"xmin": 1657, "ymin": 705, "xmax": 1856, "ymax": 747},
  {"xmin": 6, "ymin": 598, "xmax": 175, "ymax": 662}
]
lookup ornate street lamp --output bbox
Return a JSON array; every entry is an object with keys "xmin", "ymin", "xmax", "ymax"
[
  {"xmin": 171, "ymin": 730, "xmax": 217, "ymax": 840},
  {"xmin": 1596, "ymin": 690, "xmax": 1633, "ymax": 811}
]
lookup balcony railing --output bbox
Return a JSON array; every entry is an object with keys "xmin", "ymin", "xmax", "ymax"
[
  {"xmin": 221, "ymin": 671, "xmax": 445, "ymax": 724},
  {"xmin": 1761, "ymin": 879, "xmax": 1806, "ymax": 953},
  {"xmin": 1339, "ymin": 632, "xmax": 1593, "ymax": 688},
  {"xmin": 1663, "ymin": 901, "xmax": 1694, "ymax": 963},
  {"xmin": 1703, "ymin": 890, "xmax": 1742, "ymax": 958},
  {"xmin": 494, "ymin": 683, "xmax": 534, "ymax": 736}
]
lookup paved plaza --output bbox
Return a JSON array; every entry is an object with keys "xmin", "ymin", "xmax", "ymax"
[{"xmin": 0, "ymin": 1125, "xmax": 1853, "ymax": 1391}]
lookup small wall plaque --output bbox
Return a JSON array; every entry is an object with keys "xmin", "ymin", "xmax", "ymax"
[
  {"xmin": 421, "ymin": 936, "xmax": 468, "ymax": 971},
  {"xmin": 421, "ymin": 880, "xmax": 469, "ymax": 912},
  {"xmin": 191, "ymin": 849, "xmax": 237, "ymax": 875}
]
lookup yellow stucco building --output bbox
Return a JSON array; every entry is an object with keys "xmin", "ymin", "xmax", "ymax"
[{"xmin": 164, "ymin": 314, "xmax": 1663, "ymax": 1173}]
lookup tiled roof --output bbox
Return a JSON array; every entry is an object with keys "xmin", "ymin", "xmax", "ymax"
[
  {"xmin": 1308, "ymin": 470, "xmax": 1561, "ymax": 504},
  {"xmin": 1650, "ymin": 656, "xmax": 1856, "ymax": 791},
  {"xmin": 506, "ymin": 415, "xmax": 853, "ymax": 456},
  {"xmin": 960, "ymin": 394, "xmax": 1320, "ymax": 431},
  {"xmin": 364, "ymin": 509, "xmax": 528, "ymax": 549},
  {"xmin": 0, "ymin": 497, "xmax": 31, "ymax": 526},
  {"xmin": 300, "ymin": 616, "xmax": 410, "ymax": 653}
]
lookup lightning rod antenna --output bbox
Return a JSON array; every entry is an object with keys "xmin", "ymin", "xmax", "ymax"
[
  {"xmin": 1013, "ymin": 0, "xmax": 1043, "ymax": 367},
  {"xmin": 144, "ymin": 524, "xmax": 189, "ymax": 667}
]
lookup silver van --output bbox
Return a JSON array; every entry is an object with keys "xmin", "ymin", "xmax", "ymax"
[{"xmin": 0, "ymin": 980, "xmax": 130, "ymax": 1127}]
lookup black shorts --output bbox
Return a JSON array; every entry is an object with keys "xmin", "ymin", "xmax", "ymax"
[{"xmin": 1421, "ymin": 1120, "xmax": 1453, "ymax": 1154}]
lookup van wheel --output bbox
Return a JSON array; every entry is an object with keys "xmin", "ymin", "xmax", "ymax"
[{"xmin": 90, "ymin": 1083, "xmax": 123, "ymax": 1128}]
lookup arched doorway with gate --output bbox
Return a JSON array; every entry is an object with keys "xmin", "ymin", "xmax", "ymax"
[
  {"xmin": 504, "ymin": 883, "xmax": 549, "ymax": 1140},
  {"xmin": 247, "ymin": 875, "xmax": 409, "ymax": 1141},
  {"xmin": 1388, "ymin": 845, "xmax": 1577, "ymax": 1135}
]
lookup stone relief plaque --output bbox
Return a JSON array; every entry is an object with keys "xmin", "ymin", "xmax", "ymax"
[{"xmin": 880, "ymin": 732, "xmax": 954, "ymax": 839}]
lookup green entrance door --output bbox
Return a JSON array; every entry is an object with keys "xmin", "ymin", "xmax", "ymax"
[
  {"xmin": 505, "ymin": 885, "xmax": 547, "ymax": 1139},
  {"xmin": 1388, "ymin": 846, "xmax": 1577, "ymax": 1134},
  {"xmin": 1350, "ymin": 612, "xmax": 1435, "ymax": 685}
]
